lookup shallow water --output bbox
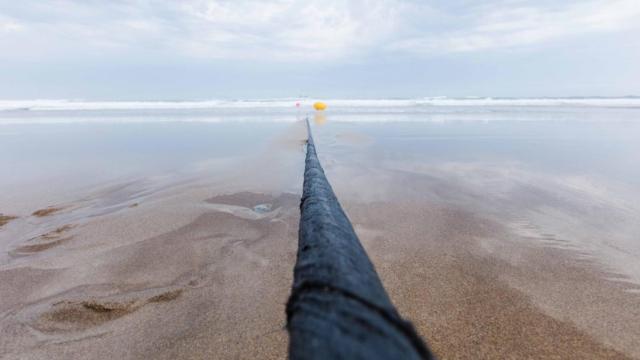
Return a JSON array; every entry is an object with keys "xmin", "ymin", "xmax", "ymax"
[
  {"xmin": 2, "ymin": 105, "xmax": 640, "ymax": 274},
  {"xmin": 311, "ymin": 116, "xmax": 640, "ymax": 287},
  {"xmin": 0, "ymin": 121, "xmax": 304, "ymax": 212}
]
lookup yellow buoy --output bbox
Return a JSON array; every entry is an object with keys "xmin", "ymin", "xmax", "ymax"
[{"xmin": 313, "ymin": 102, "xmax": 327, "ymax": 111}]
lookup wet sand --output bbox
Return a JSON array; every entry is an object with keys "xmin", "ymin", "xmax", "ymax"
[
  {"xmin": 2, "ymin": 178, "xmax": 639, "ymax": 359},
  {"xmin": 345, "ymin": 200, "xmax": 637, "ymax": 359},
  {"xmin": 0, "ymin": 190, "xmax": 299, "ymax": 359},
  {"xmin": 0, "ymin": 214, "xmax": 17, "ymax": 228},
  {"xmin": 320, "ymin": 122, "xmax": 640, "ymax": 358},
  {"xmin": 2, "ymin": 120, "xmax": 640, "ymax": 359}
]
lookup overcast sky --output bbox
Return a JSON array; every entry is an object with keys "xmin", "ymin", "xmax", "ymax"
[{"xmin": 1, "ymin": 0, "xmax": 639, "ymax": 99}]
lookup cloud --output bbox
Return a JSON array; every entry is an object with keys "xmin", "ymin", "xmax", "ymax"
[
  {"xmin": 0, "ymin": 15, "xmax": 25, "ymax": 33},
  {"xmin": 0, "ymin": 0, "xmax": 404, "ymax": 62},
  {"xmin": 390, "ymin": 0, "xmax": 640, "ymax": 54},
  {"xmin": 0, "ymin": 0, "xmax": 638, "ymax": 62},
  {"xmin": 174, "ymin": 0, "xmax": 402, "ymax": 60}
]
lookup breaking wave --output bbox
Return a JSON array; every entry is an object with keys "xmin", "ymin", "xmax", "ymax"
[{"xmin": 2, "ymin": 97, "xmax": 640, "ymax": 112}]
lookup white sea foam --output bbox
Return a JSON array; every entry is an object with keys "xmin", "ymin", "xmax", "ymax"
[
  {"xmin": 1, "ymin": 97, "xmax": 640, "ymax": 112},
  {"xmin": 1, "ymin": 97, "xmax": 640, "ymax": 125}
]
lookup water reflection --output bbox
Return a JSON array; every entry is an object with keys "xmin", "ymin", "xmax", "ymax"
[{"xmin": 314, "ymin": 112, "xmax": 327, "ymax": 126}]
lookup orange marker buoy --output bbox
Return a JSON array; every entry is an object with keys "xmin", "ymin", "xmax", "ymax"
[{"xmin": 313, "ymin": 102, "xmax": 327, "ymax": 111}]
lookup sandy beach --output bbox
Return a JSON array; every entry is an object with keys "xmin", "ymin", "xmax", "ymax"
[{"xmin": 1, "ymin": 111, "xmax": 640, "ymax": 359}]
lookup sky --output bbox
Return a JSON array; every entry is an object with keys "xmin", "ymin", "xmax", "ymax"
[{"xmin": 0, "ymin": 0, "xmax": 639, "ymax": 99}]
